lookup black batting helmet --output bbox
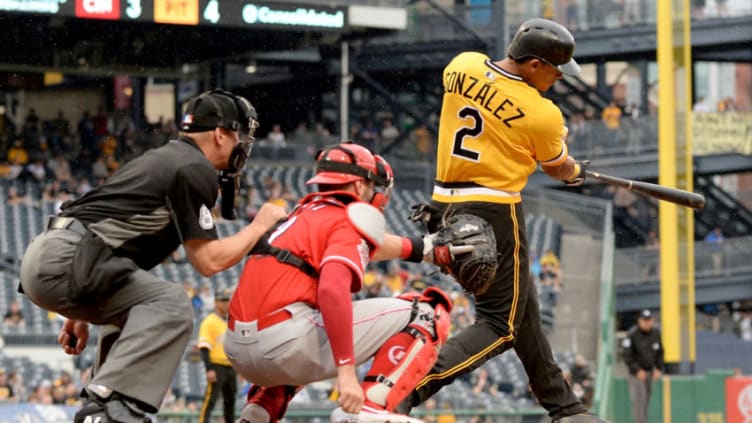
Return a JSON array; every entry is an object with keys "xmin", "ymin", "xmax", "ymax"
[{"xmin": 508, "ymin": 18, "xmax": 580, "ymax": 76}]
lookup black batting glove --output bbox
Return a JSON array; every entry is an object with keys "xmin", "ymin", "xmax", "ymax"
[{"xmin": 563, "ymin": 160, "xmax": 590, "ymax": 187}]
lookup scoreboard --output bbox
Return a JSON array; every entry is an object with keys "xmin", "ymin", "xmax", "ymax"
[{"xmin": 0, "ymin": 0, "xmax": 347, "ymax": 30}]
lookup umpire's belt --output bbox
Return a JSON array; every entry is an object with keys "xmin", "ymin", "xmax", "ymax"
[
  {"xmin": 228, "ymin": 308, "xmax": 292, "ymax": 332},
  {"xmin": 47, "ymin": 216, "xmax": 87, "ymax": 236}
]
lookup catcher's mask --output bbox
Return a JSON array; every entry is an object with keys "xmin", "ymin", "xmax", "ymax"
[
  {"xmin": 181, "ymin": 89, "xmax": 260, "ymax": 220},
  {"xmin": 372, "ymin": 154, "xmax": 394, "ymax": 211},
  {"xmin": 307, "ymin": 143, "xmax": 391, "ymax": 209}
]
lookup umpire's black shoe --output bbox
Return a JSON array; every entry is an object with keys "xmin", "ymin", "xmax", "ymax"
[
  {"xmin": 552, "ymin": 413, "xmax": 611, "ymax": 423},
  {"xmin": 74, "ymin": 391, "xmax": 151, "ymax": 423}
]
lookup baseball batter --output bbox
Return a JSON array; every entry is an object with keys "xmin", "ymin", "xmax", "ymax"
[
  {"xmin": 396, "ymin": 19, "xmax": 608, "ymax": 423},
  {"xmin": 224, "ymin": 143, "xmax": 453, "ymax": 423}
]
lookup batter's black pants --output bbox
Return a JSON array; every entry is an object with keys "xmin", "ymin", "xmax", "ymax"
[
  {"xmin": 199, "ymin": 364, "xmax": 237, "ymax": 423},
  {"xmin": 410, "ymin": 201, "xmax": 587, "ymax": 419}
]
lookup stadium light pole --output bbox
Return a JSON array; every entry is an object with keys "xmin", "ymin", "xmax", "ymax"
[{"xmin": 340, "ymin": 40, "xmax": 352, "ymax": 140}]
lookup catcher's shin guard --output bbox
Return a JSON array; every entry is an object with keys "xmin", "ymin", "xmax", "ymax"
[
  {"xmin": 362, "ymin": 300, "xmax": 451, "ymax": 411},
  {"xmin": 240, "ymin": 385, "xmax": 299, "ymax": 423}
]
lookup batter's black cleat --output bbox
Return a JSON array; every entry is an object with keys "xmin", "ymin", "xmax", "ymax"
[
  {"xmin": 552, "ymin": 413, "xmax": 611, "ymax": 423},
  {"xmin": 74, "ymin": 390, "xmax": 151, "ymax": 423}
]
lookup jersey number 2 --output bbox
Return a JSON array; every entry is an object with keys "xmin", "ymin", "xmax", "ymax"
[{"xmin": 452, "ymin": 107, "xmax": 483, "ymax": 162}]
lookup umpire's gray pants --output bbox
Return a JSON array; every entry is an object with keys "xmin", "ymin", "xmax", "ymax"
[
  {"xmin": 20, "ymin": 228, "xmax": 193, "ymax": 412},
  {"xmin": 628, "ymin": 374, "xmax": 653, "ymax": 423}
]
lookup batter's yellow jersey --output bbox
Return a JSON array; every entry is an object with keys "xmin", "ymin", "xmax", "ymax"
[
  {"xmin": 433, "ymin": 52, "xmax": 569, "ymax": 204},
  {"xmin": 197, "ymin": 312, "xmax": 231, "ymax": 366}
]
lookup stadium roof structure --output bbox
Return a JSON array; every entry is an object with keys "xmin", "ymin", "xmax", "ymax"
[{"xmin": 0, "ymin": 0, "xmax": 408, "ymax": 79}]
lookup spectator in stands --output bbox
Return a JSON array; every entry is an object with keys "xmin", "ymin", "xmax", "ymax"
[
  {"xmin": 6, "ymin": 185, "xmax": 30, "ymax": 206},
  {"xmin": 437, "ymin": 401, "xmax": 457, "ymax": 423},
  {"xmin": 77, "ymin": 111, "xmax": 96, "ymax": 152},
  {"xmin": 3, "ymin": 299, "xmax": 25, "ymax": 328},
  {"xmin": 384, "ymin": 260, "xmax": 407, "ymax": 294},
  {"xmin": 422, "ymin": 397, "xmax": 439, "ymax": 423},
  {"xmin": 197, "ymin": 287, "xmax": 237, "ymax": 423},
  {"xmin": 48, "ymin": 152, "xmax": 73, "ymax": 186},
  {"xmin": 693, "ymin": 96, "xmax": 712, "ymax": 112},
  {"xmin": 0, "ymin": 370, "xmax": 16, "ymax": 403},
  {"xmin": 643, "ymin": 230, "xmax": 660, "ymax": 280},
  {"xmin": 718, "ymin": 96, "xmax": 736, "ymax": 112},
  {"xmin": 714, "ymin": 0, "xmax": 729, "ymax": 16},
  {"xmin": 6, "ymin": 371, "xmax": 25, "ymax": 403},
  {"xmin": 7, "ymin": 137, "xmax": 29, "ymax": 166},
  {"xmin": 622, "ymin": 309, "xmax": 664, "ymax": 423},
  {"xmin": 27, "ymin": 158, "xmax": 49, "ymax": 184},
  {"xmin": 623, "ymin": 0, "xmax": 642, "ymax": 25},
  {"xmin": 358, "ymin": 120, "xmax": 380, "ymax": 152},
  {"xmin": 704, "ymin": 227, "xmax": 725, "ymax": 276},
  {"xmin": 267, "ymin": 124, "xmax": 286, "ymax": 159},
  {"xmin": 471, "ymin": 367, "xmax": 498, "ymax": 396},
  {"xmin": 18, "ymin": 89, "xmax": 285, "ymax": 422},
  {"xmin": 570, "ymin": 355, "xmax": 595, "ymax": 408},
  {"xmin": 266, "ymin": 180, "xmax": 293, "ymax": 212},
  {"xmin": 198, "ymin": 284, "xmax": 214, "ymax": 312},
  {"xmin": 23, "ymin": 108, "xmax": 40, "ymax": 135},
  {"xmin": 539, "ymin": 249, "xmax": 563, "ymax": 302},
  {"xmin": 692, "ymin": 0, "xmax": 706, "ymax": 19},
  {"xmin": 563, "ymin": 0, "xmax": 578, "ymax": 30},
  {"xmin": 380, "ymin": 118, "xmax": 400, "ymax": 148},
  {"xmin": 601, "ymin": 101, "xmax": 622, "ymax": 147}
]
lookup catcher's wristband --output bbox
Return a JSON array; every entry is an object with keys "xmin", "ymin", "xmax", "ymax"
[{"xmin": 402, "ymin": 236, "xmax": 424, "ymax": 263}]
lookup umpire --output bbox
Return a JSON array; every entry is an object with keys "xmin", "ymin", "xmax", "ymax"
[
  {"xmin": 19, "ymin": 89, "xmax": 285, "ymax": 422},
  {"xmin": 622, "ymin": 309, "xmax": 664, "ymax": 423},
  {"xmin": 198, "ymin": 287, "xmax": 237, "ymax": 423}
]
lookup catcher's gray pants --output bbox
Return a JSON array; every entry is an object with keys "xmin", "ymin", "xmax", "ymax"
[
  {"xmin": 224, "ymin": 298, "xmax": 434, "ymax": 387},
  {"xmin": 628, "ymin": 375, "xmax": 653, "ymax": 423},
  {"xmin": 20, "ymin": 228, "xmax": 193, "ymax": 412}
]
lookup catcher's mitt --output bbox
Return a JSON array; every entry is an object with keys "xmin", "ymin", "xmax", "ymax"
[{"xmin": 432, "ymin": 212, "xmax": 499, "ymax": 296}]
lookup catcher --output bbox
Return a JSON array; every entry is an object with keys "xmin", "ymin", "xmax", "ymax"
[{"xmin": 224, "ymin": 143, "xmax": 487, "ymax": 423}]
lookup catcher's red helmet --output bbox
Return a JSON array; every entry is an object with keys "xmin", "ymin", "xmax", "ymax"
[{"xmin": 306, "ymin": 143, "xmax": 383, "ymax": 186}]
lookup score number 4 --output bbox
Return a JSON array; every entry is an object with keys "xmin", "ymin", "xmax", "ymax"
[{"xmin": 203, "ymin": 0, "xmax": 220, "ymax": 24}]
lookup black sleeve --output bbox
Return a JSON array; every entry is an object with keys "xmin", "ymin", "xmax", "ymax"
[
  {"xmin": 654, "ymin": 329, "xmax": 665, "ymax": 371},
  {"xmin": 200, "ymin": 348, "xmax": 212, "ymax": 371},
  {"xmin": 621, "ymin": 330, "xmax": 640, "ymax": 375},
  {"xmin": 168, "ymin": 163, "xmax": 220, "ymax": 242}
]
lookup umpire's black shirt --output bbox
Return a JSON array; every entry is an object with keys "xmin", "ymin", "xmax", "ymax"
[
  {"xmin": 61, "ymin": 137, "xmax": 219, "ymax": 270},
  {"xmin": 622, "ymin": 326, "xmax": 665, "ymax": 375}
]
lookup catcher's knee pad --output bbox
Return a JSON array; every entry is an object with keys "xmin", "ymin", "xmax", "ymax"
[{"xmin": 364, "ymin": 289, "xmax": 452, "ymax": 411}]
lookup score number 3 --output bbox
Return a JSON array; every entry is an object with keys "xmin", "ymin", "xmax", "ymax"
[{"xmin": 452, "ymin": 107, "xmax": 483, "ymax": 162}]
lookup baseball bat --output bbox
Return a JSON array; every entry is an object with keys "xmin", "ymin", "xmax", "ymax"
[{"xmin": 585, "ymin": 170, "xmax": 706, "ymax": 209}]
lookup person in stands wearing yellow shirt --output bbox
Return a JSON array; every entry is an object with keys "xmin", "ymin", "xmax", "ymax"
[
  {"xmin": 396, "ymin": 19, "xmax": 606, "ymax": 423},
  {"xmin": 601, "ymin": 101, "xmax": 622, "ymax": 146},
  {"xmin": 198, "ymin": 287, "xmax": 237, "ymax": 423}
]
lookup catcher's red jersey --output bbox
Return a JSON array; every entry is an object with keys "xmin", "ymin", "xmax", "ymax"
[{"xmin": 230, "ymin": 195, "xmax": 371, "ymax": 322}]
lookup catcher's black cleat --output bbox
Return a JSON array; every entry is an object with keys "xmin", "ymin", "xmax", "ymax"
[
  {"xmin": 552, "ymin": 413, "xmax": 611, "ymax": 423},
  {"xmin": 74, "ymin": 391, "xmax": 151, "ymax": 423}
]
